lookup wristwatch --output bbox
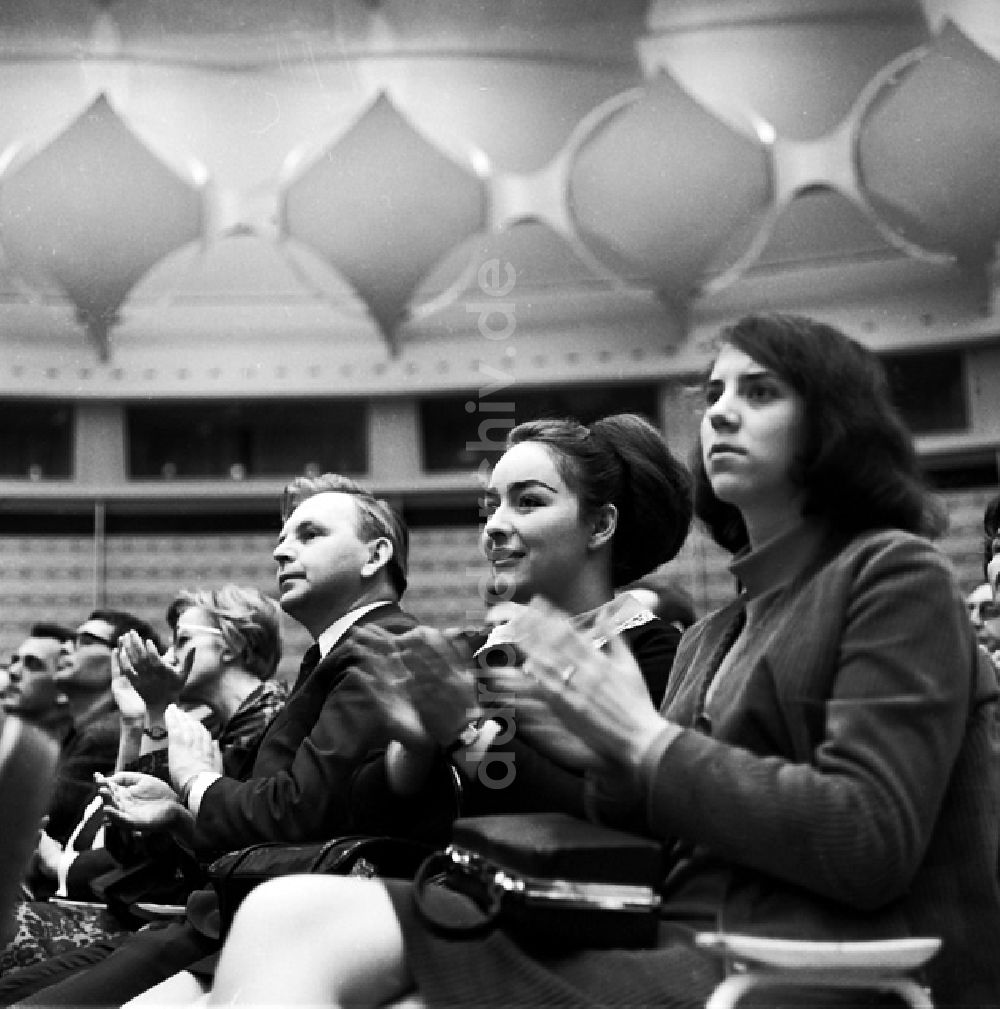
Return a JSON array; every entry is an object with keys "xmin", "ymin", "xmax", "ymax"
[
  {"xmin": 444, "ymin": 720, "xmax": 481, "ymax": 756},
  {"xmin": 143, "ymin": 724, "xmax": 168, "ymax": 741}
]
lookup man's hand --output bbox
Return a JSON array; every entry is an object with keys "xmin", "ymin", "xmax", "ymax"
[
  {"xmin": 165, "ymin": 704, "xmax": 223, "ymax": 793},
  {"xmin": 96, "ymin": 771, "xmax": 184, "ymax": 832}
]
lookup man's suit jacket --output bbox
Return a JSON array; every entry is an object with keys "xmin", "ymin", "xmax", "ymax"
[
  {"xmin": 44, "ymin": 696, "xmax": 120, "ymax": 845},
  {"xmin": 193, "ymin": 602, "xmax": 417, "ymax": 852}
]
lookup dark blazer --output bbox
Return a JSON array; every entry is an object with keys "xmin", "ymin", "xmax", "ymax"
[
  {"xmin": 44, "ymin": 696, "xmax": 120, "ymax": 845},
  {"xmin": 193, "ymin": 602, "xmax": 418, "ymax": 853},
  {"xmin": 642, "ymin": 527, "xmax": 1000, "ymax": 1007}
]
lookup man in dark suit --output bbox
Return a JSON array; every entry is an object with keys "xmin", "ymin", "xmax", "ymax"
[
  {"xmin": 0, "ymin": 474, "xmax": 420, "ymax": 1007},
  {"xmin": 44, "ymin": 610, "xmax": 162, "ymax": 843},
  {"xmin": 13, "ymin": 611, "xmax": 161, "ymax": 902}
]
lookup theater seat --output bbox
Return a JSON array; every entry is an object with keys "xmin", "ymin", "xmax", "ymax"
[
  {"xmin": 0, "ymin": 713, "xmax": 59, "ymax": 946},
  {"xmin": 696, "ymin": 933, "xmax": 938, "ymax": 1009}
]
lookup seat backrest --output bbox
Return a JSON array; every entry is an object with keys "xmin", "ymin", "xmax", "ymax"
[
  {"xmin": 0, "ymin": 713, "xmax": 59, "ymax": 946},
  {"xmin": 909, "ymin": 643, "xmax": 1000, "ymax": 1004}
]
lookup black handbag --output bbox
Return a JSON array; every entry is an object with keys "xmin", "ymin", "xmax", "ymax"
[
  {"xmin": 413, "ymin": 813, "xmax": 662, "ymax": 950},
  {"xmin": 89, "ymin": 828, "xmax": 210, "ymax": 927},
  {"xmin": 208, "ymin": 835, "xmax": 433, "ymax": 936}
]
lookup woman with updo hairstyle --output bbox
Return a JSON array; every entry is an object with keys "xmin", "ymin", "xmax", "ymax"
[
  {"xmin": 503, "ymin": 413, "xmax": 691, "ymax": 590},
  {"xmin": 337, "ymin": 411, "xmax": 693, "ymax": 830},
  {"xmin": 199, "ymin": 314, "xmax": 999, "ymax": 1009}
]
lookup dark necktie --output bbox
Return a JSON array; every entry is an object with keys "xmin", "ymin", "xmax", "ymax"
[{"xmin": 292, "ymin": 643, "xmax": 322, "ymax": 691}]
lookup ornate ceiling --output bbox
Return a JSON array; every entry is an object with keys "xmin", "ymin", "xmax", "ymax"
[{"xmin": 0, "ymin": 0, "xmax": 998, "ymax": 394}]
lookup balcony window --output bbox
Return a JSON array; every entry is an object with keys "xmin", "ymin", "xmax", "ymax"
[
  {"xmin": 880, "ymin": 350, "xmax": 966, "ymax": 434},
  {"xmin": 420, "ymin": 384, "xmax": 660, "ymax": 471},
  {"xmin": 0, "ymin": 401, "xmax": 72, "ymax": 478},
  {"xmin": 127, "ymin": 400, "xmax": 367, "ymax": 479}
]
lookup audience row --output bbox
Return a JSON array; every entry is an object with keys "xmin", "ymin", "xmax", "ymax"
[{"xmin": 0, "ymin": 312, "xmax": 996, "ymax": 1008}]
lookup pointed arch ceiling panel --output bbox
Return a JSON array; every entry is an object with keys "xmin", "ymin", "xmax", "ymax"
[
  {"xmin": 0, "ymin": 94, "xmax": 204, "ymax": 350},
  {"xmin": 856, "ymin": 21, "xmax": 1000, "ymax": 263},
  {"xmin": 281, "ymin": 93, "xmax": 488, "ymax": 342},
  {"xmin": 567, "ymin": 73, "xmax": 773, "ymax": 298}
]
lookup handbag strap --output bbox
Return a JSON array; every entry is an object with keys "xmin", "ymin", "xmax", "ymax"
[
  {"xmin": 308, "ymin": 836, "xmax": 372, "ymax": 873},
  {"xmin": 412, "ymin": 852, "xmax": 501, "ymax": 939}
]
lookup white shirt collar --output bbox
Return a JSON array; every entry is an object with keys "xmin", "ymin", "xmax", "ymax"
[{"xmin": 315, "ymin": 600, "xmax": 393, "ymax": 658}]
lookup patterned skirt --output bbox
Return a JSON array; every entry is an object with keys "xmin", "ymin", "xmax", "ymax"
[{"xmin": 0, "ymin": 900, "xmax": 129, "ymax": 975}]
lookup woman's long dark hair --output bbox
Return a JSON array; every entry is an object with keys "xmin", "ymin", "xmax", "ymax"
[
  {"xmin": 693, "ymin": 313, "xmax": 944, "ymax": 553},
  {"xmin": 507, "ymin": 413, "xmax": 692, "ymax": 587}
]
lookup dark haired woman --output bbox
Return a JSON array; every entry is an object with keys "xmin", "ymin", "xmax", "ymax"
[
  {"xmin": 200, "ymin": 314, "xmax": 999, "ymax": 1008},
  {"xmin": 349, "ymin": 411, "xmax": 695, "ymax": 825}
]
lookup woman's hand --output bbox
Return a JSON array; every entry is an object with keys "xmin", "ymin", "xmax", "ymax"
[
  {"xmin": 510, "ymin": 597, "xmax": 668, "ymax": 775},
  {"xmin": 353, "ymin": 625, "xmax": 483, "ymax": 795},
  {"xmin": 351, "ymin": 626, "xmax": 435, "ymax": 753},
  {"xmin": 166, "ymin": 704, "xmax": 223, "ymax": 790},
  {"xmin": 396, "ymin": 627, "xmax": 483, "ymax": 747},
  {"xmin": 116, "ymin": 630, "xmax": 188, "ymax": 714},
  {"xmin": 110, "ymin": 662, "xmax": 147, "ymax": 722},
  {"xmin": 353, "ymin": 625, "xmax": 482, "ymax": 750},
  {"xmin": 511, "ymin": 695, "xmax": 611, "ymax": 773}
]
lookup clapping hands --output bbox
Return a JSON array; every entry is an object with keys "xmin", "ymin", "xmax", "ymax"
[
  {"xmin": 352, "ymin": 625, "xmax": 481, "ymax": 751},
  {"xmin": 492, "ymin": 598, "xmax": 666, "ymax": 773},
  {"xmin": 96, "ymin": 770, "xmax": 184, "ymax": 832},
  {"xmin": 116, "ymin": 630, "xmax": 191, "ymax": 714},
  {"xmin": 165, "ymin": 704, "xmax": 223, "ymax": 791}
]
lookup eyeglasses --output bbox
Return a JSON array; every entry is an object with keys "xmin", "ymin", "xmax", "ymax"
[
  {"xmin": 172, "ymin": 624, "xmax": 224, "ymax": 647},
  {"xmin": 977, "ymin": 601, "xmax": 1000, "ymax": 621},
  {"xmin": 74, "ymin": 631, "xmax": 116, "ymax": 650},
  {"xmin": 8, "ymin": 653, "xmax": 49, "ymax": 672},
  {"xmin": 174, "ymin": 624, "xmax": 223, "ymax": 637}
]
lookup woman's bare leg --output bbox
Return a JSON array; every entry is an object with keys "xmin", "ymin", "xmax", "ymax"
[{"xmin": 208, "ymin": 875, "xmax": 414, "ymax": 1007}]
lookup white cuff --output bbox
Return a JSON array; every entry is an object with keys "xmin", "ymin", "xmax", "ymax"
[{"xmin": 184, "ymin": 771, "xmax": 222, "ymax": 816}]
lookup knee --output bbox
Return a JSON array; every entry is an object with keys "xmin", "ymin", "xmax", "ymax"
[
  {"xmin": 214, "ymin": 876, "xmax": 408, "ymax": 1006},
  {"xmin": 228, "ymin": 875, "xmax": 383, "ymax": 950},
  {"xmin": 232, "ymin": 875, "xmax": 338, "ymax": 939}
]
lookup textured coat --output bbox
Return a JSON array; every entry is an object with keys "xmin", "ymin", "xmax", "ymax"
[{"xmin": 648, "ymin": 525, "xmax": 1000, "ymax": 1006}]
